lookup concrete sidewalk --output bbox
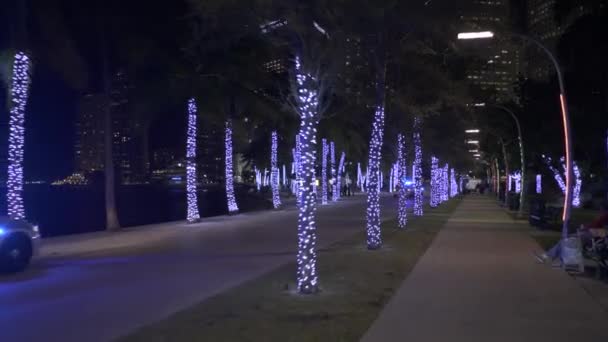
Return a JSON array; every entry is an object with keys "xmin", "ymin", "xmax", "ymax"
[{"xmin": 362, "ymin": 196, "xmax": 608, "ymax": 342}]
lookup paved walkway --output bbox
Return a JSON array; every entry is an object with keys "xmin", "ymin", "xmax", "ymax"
[{"xmin": 362, "ymin": 195, "xmax": 608, "ymax": 342}]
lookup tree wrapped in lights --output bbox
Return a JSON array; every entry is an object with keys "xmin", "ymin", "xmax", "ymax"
[
  {"xmin": 430, "ymin": 157, "xmax": 439, "ymax": 208},
  {"xmin": 292, "ymin": 54, "xmax": 326, "ymax": 294},
  {"xmin": 224, "ymin": 120, "xmax": 239, "ymax": 213},
  {"xmin": 450, "ymin": 168, "xmax": 458, "ymax": 198},
  {"xmin": 365, "ymin": 104, "xmax": 386, "ymax": 249},
  {"xmin": 271, "ymin": 131, "xmax": 281, "ymax": 209},
  {"xmin": 440, "ymin": 164, "xmax": 449, "ymax": 203},
  {"xmin": 413, "ymin": 117, "xmax": 424, "ymax": 216},
  {"xmin": 321, "ymin": 138, "xmax": 329, "ymax": 205},
  {"xmin": 542, "ymin": 155, "xmax": 582, "ymax": 208},
  {"xmin": 186, "ymin": 98, "xmax": 200, "ymax": 223},
  {"xmin": 397, "ymin": 134, "xmax": 408, "ymax": 228},
  {"xmin": 337, "ymin": 152, "xmax": 345, "ymax": 200},
  {"xmin": 536, "ymin": 174, "xmax": 542, "ymax": 194},
  {"xmin": 6, "ymin": 52, "xmax": 31, "ymax": 220},
  {"xmin": 294, "ymin": 134, "xmax": 302, "ymax": 205},
  {"xmin": 330, "ymin": 141, "xmax": 338, "ymax": 202},
  {"xmin": 511, "ymin": 171, "xmax": 522, "ymax": 194}
]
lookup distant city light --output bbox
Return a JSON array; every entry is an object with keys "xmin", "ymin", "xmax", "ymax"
[{"xmin": 458, "ymin": 31, "xmax": 494, "ymax": 40}]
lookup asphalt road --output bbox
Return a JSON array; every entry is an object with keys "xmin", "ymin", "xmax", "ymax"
[{"xmin": 0, "ymin": 195, "xmax": 399, "ymax": 342}]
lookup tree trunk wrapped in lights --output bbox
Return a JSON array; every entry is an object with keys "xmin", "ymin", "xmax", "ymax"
[
  {"xmin": 6, "ymin": 52, "xmax": 30, "ymax": 220},
  {"xmin": 450, "ymin": 168, "xmax": 458, "ymax": 198},
  {"xmin": 397, "ymin": 134, "xmax": 407, "ymax": 228},
  {"xmin": 413, "ymin": 117, "xmax": 424, "ymax": 216},
  {"xmin": 321, "ymin": 139, "xmax": 329, "ymax": 205},
  {"xmin": 330, "ymin": 141, "xmax": 338, "ymax": 202},
  {"xmin": 365, "ymin": 103, "xmax": 386, "ymax": 249},
  {"xmin": 225, "ymin": 120, "xmax": 239, "ymax": 213},
  {"xmin": 441, "ymin": 164, "xmax": 449, "ymax": 202},
  {"xmin": 337, "ymin": 152, "xmax": 345, "ymax": 200},
  {"xmin": 293, "ymin": 55, "xmax": 323, "ymax": 294},
  {"xmin": 271, "ymin": 131, "xmax": 281, "ymax": 209},
  {"xmin": 186, "ymin": 98, "xmax": 200, "ymax": 223},
  {"xmin": 430, "ymin": 156, "xmax": 439, "ymax": 208}
]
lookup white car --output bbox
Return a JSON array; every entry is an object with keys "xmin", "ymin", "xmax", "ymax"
[{"xmin": 0, "ymin": 217, "xmax": 41, "ymax": 273}]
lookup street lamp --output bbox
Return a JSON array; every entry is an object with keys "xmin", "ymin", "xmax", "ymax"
[
  {"xmin": 475, "ymin": 102, "xmax": 526, "ymax": 218},
  {"xmin": 458, "ymin": 30, "xmax": 573, "ymax": 239}
]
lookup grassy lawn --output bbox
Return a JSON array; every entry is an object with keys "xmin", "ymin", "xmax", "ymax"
[{"xmin": 120, "ymin": 199, "xmax": 461, "ymax": 342}]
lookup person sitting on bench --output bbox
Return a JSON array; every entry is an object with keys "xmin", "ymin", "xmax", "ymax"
[{"xmin": 535, "ymin": 202, "xmax": 608, "ymax": 264}]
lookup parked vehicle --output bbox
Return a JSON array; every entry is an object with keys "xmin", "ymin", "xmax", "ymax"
[{"xmin": 0, "ymin": 217, "xmax": 41, "ymax": 273}]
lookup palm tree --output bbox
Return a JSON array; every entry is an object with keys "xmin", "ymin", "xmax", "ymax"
[{"xmin": 3, "ymin": 0, "xmax": 31, "ymax": 220}]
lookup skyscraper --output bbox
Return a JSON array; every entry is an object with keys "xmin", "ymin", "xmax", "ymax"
[
  {"xmin": 75, "ymin": 94, "xmax": 106, "ymax": 173},
  {"xmin": 74, "ymin": 71, "xmax": 148, "ymax": 184},
  {"xmin": 526, "ymin": 0, "xmax": 603, "ymax": 80},
  {"xmin": 459, "ymin": 0, "xmax": 522, "ymax": 102}
]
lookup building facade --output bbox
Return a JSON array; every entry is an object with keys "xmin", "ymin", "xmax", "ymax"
[
  {"xmin": 459, "ymin": 0, "xmax": 522, "ymax": 102},
  {"xmin": 526, "ymin": 0, "xmax": 604, "ymax": 80},
  {"xmin": 75, "ymin": 71, "xmax": 149, "ymax": 184}
]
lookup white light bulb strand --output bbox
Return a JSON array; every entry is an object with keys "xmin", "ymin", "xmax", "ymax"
[
  {"xmin": 271, "ymin": 131, "xmax": 281, "ymax": 209},
  {"xmin": 225, "ymin": 121, "xmax": 239, "ymax": 213},
  {"xmin": 365, "ymin": 105, "xmax": 386, "ymax": 249},
  {"xmin": 573, "ymin": 162, "xmax": 582, "ymax": 208},
  {"xmin": 294, "ymin": 56, "xmax": 319, "ymax": 294},
  {"xmin": 413, "ymin": 117, "xmax": 424, "ymax": 216},
  {"xmin": 430, "ymin": 157, "xmax": 439, "ymax": 207},
  {"xmin": 441, "ymin": 165, "xmax": 449, "ymax": 202},
  {"xmin": 186, "ymin": 98, "xmax": 200, "ymax": 223},
  {"xmin": 7, "ymin": 52, "xmax": 31, "ymax": 220},
  {"xmin": 450, "ymin": 168, "xmax": 458, "ymax": 198},
  {"xmin": 337, "ymin": 152, "xmax": 345, "ymax": 200},
  {"xmin": 321, "ymin": 139, "xmax": 328, "ymax": 205},
  {"xmin": 397, "ymin": 134, "xmax": 408, "ymax": 228},
  {"xmin": 331, "ymin": 141, "xmax": 338, "ymax": 202}
]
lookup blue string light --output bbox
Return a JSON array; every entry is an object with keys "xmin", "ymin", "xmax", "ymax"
[
  {"xmin": 7, "ymin": 52, "xmax": 31, "ymax": 220},
  {"xmin": 294, "ymin": 56, "xmax": 319, "ymax": 294},
  {"xmin": 321, "ymin": 139, "xmax": 328, "ymax": 205},
  {"xmin": 441, "ymin": 164, "xmax": 449, "ymax": 202},
  {"xmin": 413, "ymin": 117, "xmax": 424, "ymax": 216},
  {"xmin": 186, "ymin": 98, "xmax": 200, "ymax": 223},
  {"xmin": 271, "ymin": 131, "xmax": 282, "ymax": 209},
  {"xmin": 450, "ymin": 168, "xmax": 458, "ymax": 198},
  {"xmin": 225, "ymin": 120, "xmax": 239, "ymax": 213},
  {"xmin": 536, "ymin": 174, "xmax": 542, "ymax": 194},
  {"xmin": 331, "ymin": 141, "xmax": 338, "ymax": 202},
  {"xmin": 337, "ymin": 152, "xmax": 345, "ymax": 200},
  {"xmin": 366, "ymin": 105, "xmax": 386, "ymax": 249},
  {"xmin": 430, "ymin": 156, "xmax": 439, "ymax": 208},
  {"xmin": 397, "ymin": 134, "xmax": 407, "ymax": 228}
]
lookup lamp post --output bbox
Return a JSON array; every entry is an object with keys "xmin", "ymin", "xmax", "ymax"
[
  {"xmin": 475, "ymin": 103, "xmax": 526, "ymax": 218},
  {"xmin": 459, "ymin": 31, "xmax": 573, "ymax": 239}
]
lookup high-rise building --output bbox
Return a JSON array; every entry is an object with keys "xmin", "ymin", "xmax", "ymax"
[
  {"xmin": 75, "ymin": 94, "xmax": 106, "ymax": 173},
  {"xmin": 526, "ymin": 0, "xmax": 604, "ymax": 80},
  {"xmin": 459, "ymin": 0, "xmax": 522, "ymax": 102},
  {"xmin": 74, "ymin": 71, "xmax": 149, "ymax": 184}
]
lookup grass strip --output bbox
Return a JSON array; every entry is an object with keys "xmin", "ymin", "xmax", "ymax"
[{"xmin": 121, "ymin": 199, "xmax": 461, "ymax": 342}]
